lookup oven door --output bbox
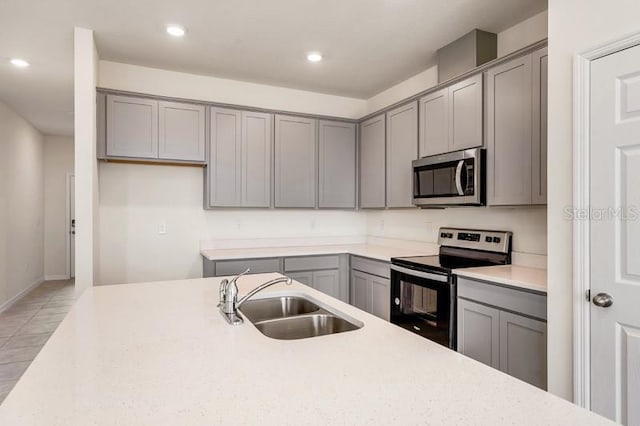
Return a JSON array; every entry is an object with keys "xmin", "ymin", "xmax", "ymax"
[
  {"xmin": 412, "ymin": 148, "xmax": 484, "ymax": 207},
  {"xmin": 390, "ymin": 264, "xmax": 455, "ymax": 349}
]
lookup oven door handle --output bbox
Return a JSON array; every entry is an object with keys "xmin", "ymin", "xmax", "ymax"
[
  {"xmin": 390, "ymin": 265, "xmax": 449, "ymax": 282},
  {"xmin": 455, "ymin": 160, "xmax": 465, "ymax": 196}
]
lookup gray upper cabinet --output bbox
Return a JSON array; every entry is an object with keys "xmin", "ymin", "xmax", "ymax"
[
  {"xmin": 418, "ymin": 73, "xmax": 482, "ymax": 158},
  {"xmin": 318, "ymin": 120, "xmax": 356, "ymax": 208},
  {"xmin": 97, "ymin": 92, "xmax": 106, "ymax": 159},
  {"xmin": 359, "ymin": 114, "xmax": 386, "ymax": 208},
  {"xmin": 158, "ymin": 101, "xmax": 205, "ymax": 162},
  {"xmin": 531, "ymin": 47, "xmax": 548, "ymax": 205},
  {"xmin": 106, "ymin": 95, "xmax": 158, "ymax": 159},
  {"xmin": 274, "ymin": 115, "xmax": 317, "ymax": 208},
  {"xmin": 419, "ymin": 88, "xmax": 449, "ymax": 157},
  {"xmin": 242, "ymin": 111, "xmax": 272, "ymax": 207},
  {"xmin": 208, "ymin": 109, "xmax": 273, "ymax": 208},
  {"xmin": 449, "ymin": 73, "xmax": 483, "ymax": 152},
  {"xmin": 386, "ymin": 101, "xmax": 418, "ymax": 208},
  {"xmin": 104, "ymin": 94, "xmax": 206, "ymax": 163},
  {"xmin": 486, "ymin": 53, "xmax": 536, "ymax": 206},
  {"xmin": 209, "ymin": 107, "xmax": 242, "ymax": 207}
]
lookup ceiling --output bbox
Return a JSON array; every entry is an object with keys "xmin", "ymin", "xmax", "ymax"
[{"xmin": 0, "ymin": 0, "xmax": 547, "ymax": 136}]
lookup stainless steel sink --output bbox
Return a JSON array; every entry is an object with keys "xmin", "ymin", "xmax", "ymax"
[
  {"xmin": 239, "ymin": 296, "xmax": 321, "ymax": 323},
  {"xmin": 239, "ymin": 295, "xmax": 362, "ymax": 340},
  {"xmin": 253, "ymin": 314, "xmax": 360, "ymax": 340}
]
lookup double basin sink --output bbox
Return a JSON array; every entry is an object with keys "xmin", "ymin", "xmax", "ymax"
[{"xmin": 239, "ymin": 296, "xmax": 362, "ymax": 340}]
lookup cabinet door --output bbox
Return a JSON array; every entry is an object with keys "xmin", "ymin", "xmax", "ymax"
[
  {"xmin": 274, "ymin": 115, "xmax": 317, "ymax": 208},
  {"xmin": 242, "ymin": 111, "xmax": 273, "ymax": 207},
  {"xmin": 312, "ymin": 270, "xmax": 341, "ymax": 299},
  {"xmin": 350, "ymin": 270, "xmax": 369, "ymax": 312},
  {"xmin": 386, "ymin": 101, "xmax": 418, "ymax": 208},
  {"xmin": 369, "ymin": 275, "xmax": 390, "ymax": 321},
  {"xmin": 487, "ymin": 55, "xmax": 533, "ymax": 205},
  {"xmin": 359, "ymin": 114, "xmax": 386, "ymax": 208},
  {"xmin": 97, "ymin": 92, "xmax": 106, "ymax": 159},
  {"xmin": 106, "ymin": 95, "xmax": 158, "ymax": 158},
  {"xmin": 209, "ymin": 107, "xmax": 242, "ymax": 207},
  {"xmin": 158, "ymin": 101, "xmax": 205, "ymax": 162},
  {"xmin": 419, "ymin": 88, "xmax": 449, "ymax": 157},
  {"xmin": 499, "ymin": 311, "xmax": 547, "ymax": 390},
  {"xmin": 287, "ymin": 271, "xmax": 313, "ymax": 287},
  {"xmin": 449, "ymin": 73, "xmax": 483, "ymax": 151},
  {"xmin": 531, "ymin": 48, "xmax": 548, "ymax": 205},
  {"xmin": 457, "ymin": 299, "xmax": 500, "ymax": 369},
  {"xmin": 318, "ymin": 120, "xmax": 356, "ymax": 208}
]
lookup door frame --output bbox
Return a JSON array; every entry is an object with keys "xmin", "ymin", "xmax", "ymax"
[
  {"xmin": 65, "ymin": 173, "xmax": 74, "ymax": 280},
  {"xmin": 572, "ymin": 30, "xmax": 640, "ymax": 409}
]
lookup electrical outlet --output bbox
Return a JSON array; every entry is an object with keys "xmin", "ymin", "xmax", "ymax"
[
  {"xmin": 159, "ymin": 222, "xmax": 167, "ymax": 235},
  {"xmin": 310, "ymin": 219, "xmax": 316, "ymax": 230}
]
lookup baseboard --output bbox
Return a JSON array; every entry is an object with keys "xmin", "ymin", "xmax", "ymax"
[
  {"xmin": 44, "ymin": 274, "xmax": 71, "ymax": 281},
  {"xmin": 0, "ymin": 276, "xmax": 45, "ymax": 313}
]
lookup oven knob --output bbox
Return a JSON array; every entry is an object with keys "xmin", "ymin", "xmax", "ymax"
[
  {"xmin": 493, "ymin": 237, "xmax": 501, "ymax": 243},
  {"xmin": 394, "ymin": 297, "xmax": 400, "ymax": 305},
  {"xmin": 485, "ymin": 236, "xmax": 492, "ymax": 243}
]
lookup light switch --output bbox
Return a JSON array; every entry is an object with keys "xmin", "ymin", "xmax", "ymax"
[{"xmin": 159, "ymin": 222, "xmax": 167, "ymax": 235}]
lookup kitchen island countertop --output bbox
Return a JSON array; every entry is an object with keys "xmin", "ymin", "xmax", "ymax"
[{"xmin": 0, "ymin": 273, "xmax": 608, "ymax": 425}]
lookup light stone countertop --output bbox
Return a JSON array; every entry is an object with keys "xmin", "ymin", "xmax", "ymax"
[
  {"xmin": 454, "ymin": 265, "xmax": 548, "ymax": 293},
  {"xmin": 0, "ymin": 273, "xmax": 608, "ymax": 425},
  {"xmin": 200, "ymin": 243, "xmax": 437, "ymax": 263}
]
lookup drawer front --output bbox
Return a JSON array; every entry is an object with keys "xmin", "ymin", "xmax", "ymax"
[
  {"xmin": 457, "ymin": 277, "xmax": 547, "ymax": 321},
  {"xmin": 284, "ymin": 255, "xmax": 340, "ymax": 272},
  {"xmin": 215, "ymin": 258, "xmax": 281, "ymax": 276},
  {"xmin": 350, "ymin": 256, "xmax": 390, "ymax": 279}
]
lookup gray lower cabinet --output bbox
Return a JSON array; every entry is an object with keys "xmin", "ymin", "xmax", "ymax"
[
  {"xmin": 274, "ymin": 115, "xmax": 317, "ymax": 208},
  {"xmin": 359, "ymin": 114, "xmax": 386, "ymax": 208},
  {"xmin": 207, "ymin": 108, "xmax": 273, "ymax": 208},
  {"xmin": 350, "ymin": 257, "xmax": 391, "ymax": 321},
  {"xmin": 386, "ymin": 101, "xmax": 418, "ymax": 207},
  {"xmin": 457, "ymin": 276, "xmax": 547, "ymax": 389},
  {"xmin": 158, "ymin": 101, "xmax": 206, "ymax": 162},
  {"xmin": 318, "ymin": 120, "xmax": 356, "ymax": 208},
  {"xmin": 284, "ymin": 255, "xmax": 348, "ymax": 302},
  {"xmin": 204, "ymin": 257, "xmax": 282, "ymax": 277},
  {"xmin": 487, "ymin": 46, "xmax": 547, "ymax": 206},
  {"xmin": 104, "ymin": 94, "xmax": 206, "ymax": 163}
]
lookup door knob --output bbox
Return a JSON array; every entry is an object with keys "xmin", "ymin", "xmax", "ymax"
[{"xmin": 592, "ymin": 293, "xmax": 613, "ymax": 308}]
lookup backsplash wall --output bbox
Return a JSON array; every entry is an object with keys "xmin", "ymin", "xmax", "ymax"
[{"xmin": 366, "ymin": 207, "xmax": 547, "ymax": 255}]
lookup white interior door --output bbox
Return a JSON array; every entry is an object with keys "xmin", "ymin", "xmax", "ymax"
[
  {"xmin": 590, "ymin": 43, "xmax": 640, "ymax": 425},
  {"xmin": 69, "ymin": 175, "xmax": 75, "ymax": 279}
]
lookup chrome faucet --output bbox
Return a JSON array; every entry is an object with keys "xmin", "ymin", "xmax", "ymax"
[{"xmin": 219, "ymin": 270, "xmax": 293, "ymax": 325}]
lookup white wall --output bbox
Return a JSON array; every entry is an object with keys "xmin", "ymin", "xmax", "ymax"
[
  {"xmin": 43, "ymin": 135, "xmax": 74, "ymax": 279},
  {"xmin": 98, "ymin": 163, "xmax": 365, "ymax": 285},
  {"xmin": 367, "ymin": 207, "xmax": 547, "ymax": 257},
  {"xmin": 497, "ymin": 10, "xmax": 548, "ymax": 57},
  {"xmin": 99, "ymin": 61, "xmax": 367, "ymax": 119},
  {"xmin": 74, "ymin": 27, "xmax": 100, "ymax": 295},
  {"xmin": 0, "ymin": 100, "xmax": 44, "ymax": 309},
  {"xmin": 547, "ymin": 0, "xmax": 640, "ymax": 402},
  {"xmin": 364, "ymin": 10, "xmax": 548, "ymax": 115}
]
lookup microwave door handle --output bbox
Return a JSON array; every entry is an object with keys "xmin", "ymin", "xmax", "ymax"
[{"xmin": 455, "ymin": 160, "xmax": 465, "ymax": 195}]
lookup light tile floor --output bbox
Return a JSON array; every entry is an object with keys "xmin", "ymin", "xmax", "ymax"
[{"xmin": 0, "ymin": 279, "xmax": 75, "ymax": 403}]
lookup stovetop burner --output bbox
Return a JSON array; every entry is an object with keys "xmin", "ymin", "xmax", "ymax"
[{"xmin": 391, "ymin": 227, "xmax": 513, "ymax": 274}]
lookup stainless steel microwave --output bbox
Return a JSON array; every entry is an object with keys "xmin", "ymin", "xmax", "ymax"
[{"xmin": 412, "ymin": 148, "xmax": 485, "ymax": 207}]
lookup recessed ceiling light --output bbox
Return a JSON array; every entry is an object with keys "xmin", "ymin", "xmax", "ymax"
[
  {"xmin": 10, "ymin": 58, "xmax": 30, "ymax": 68},
  {"xmin": 307, "ymin": 52, "xmax": 322, "ymax": 62},
  {"xmin": 166, "ymin": 25, "xmax": 186, "ymax": 37}
]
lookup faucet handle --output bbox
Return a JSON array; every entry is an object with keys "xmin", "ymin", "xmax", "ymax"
[
  {"xmin": 229, "ymin": 268, "xmax": 250, "ymax": 284},
  {"xmin": 218, "ymin": 278, "xmax": 229, "ymax": 307}
]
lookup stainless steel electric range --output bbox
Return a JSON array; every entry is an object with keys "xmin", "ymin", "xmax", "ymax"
[{"xmin": 390, "ymin": 228, "xmax": 512, "ymax": 350}]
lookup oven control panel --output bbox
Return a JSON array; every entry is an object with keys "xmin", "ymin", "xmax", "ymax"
[{"xmin": 438, "ymin": 228, "xmax": 511, "ymax": 253}]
